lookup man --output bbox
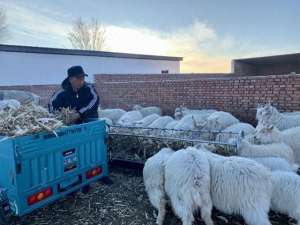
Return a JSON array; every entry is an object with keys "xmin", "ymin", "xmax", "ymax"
[{"xmin": 49, "ymin": 65, "xmax": 99, "ymax": 124}]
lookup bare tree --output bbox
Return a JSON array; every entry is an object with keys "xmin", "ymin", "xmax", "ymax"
[
  {"xmin": 0, "ymin": 9, "xmax": 8, "ymax": 41},
  {"xmin": 68, "ymin": 17, "xmax": 106, "ymax": 51}
]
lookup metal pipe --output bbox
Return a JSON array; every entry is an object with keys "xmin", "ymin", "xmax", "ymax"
[
  {"xmin": 109, "ymin": 125, "xmax": 240, "ymax": 135},
  {"xmin": 109, "ymin": 132, "xmax": 237, "ymax": 147}
]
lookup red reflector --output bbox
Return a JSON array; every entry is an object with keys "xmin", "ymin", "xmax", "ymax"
[
  {"xmin": 86, "ymin": 166, "xmax": 102, "ymax": 179},
  {"xmin": 44, "ymin": 188, "xmax": 52, "ymax": 197},
  {"xmin": 95, "ymin": 167, "xmax": 102, "ymax": 174},
  {"xmin": 36, "ymin": 192, "xmax": 45, "ymax": 201},
  {"xmin": 27, "ymin": 187, "xmax": 53, "ymax": 206},
  {"xmin": 27, "ymin": 196, "xmax": 37, "ymax": 205}
]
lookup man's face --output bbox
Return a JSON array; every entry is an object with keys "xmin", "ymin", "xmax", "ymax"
[{"xmin": 69, "ymin": 76, "xmax": 85, "ymax": 91}]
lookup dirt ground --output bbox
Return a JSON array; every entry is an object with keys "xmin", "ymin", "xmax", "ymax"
[{"xmin": 7, "ymin": 166, "xmax": 295, "ymax": 225}]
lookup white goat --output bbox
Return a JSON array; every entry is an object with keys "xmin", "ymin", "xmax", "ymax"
[
  {"xmin": 117, "ymin": 110, "xmax": 143, "ymax": 127},
  {"xmin": 204, "ymin": 150, "xmax": 273, "ymax": 225},
  {"xmin": 248, "ymin": 157, "xmax": 299, "ymax": 173},
  {"xmin": 174, "ymin": 106, "xmax": 216, "ymax": 120},
  {"xmin": 133, "ymin": 105, "xmax": 162, "ymax": 117},
  {"xmin": 165, "ymin": 148, "xmax": 214, "ymax": 225},
  {"xmin": 196, "ymin": 111, "xmax": 239, "ymax": 140},
  {"xmin": 98, "ymin": 108, "xmax": 126, "ymax": 124},
  {"xmin": 271, "ymin": 171, "xmax": 300, "ymax": 225},
  {"xmin": 148, "ymin": 116, "xmax": 174, "ymax": 129},
  {"xmin": 0, "ymin": 99, "xmax": 21, "ymax": 110},
  {"xmin": 204, "ymin": 111, "xmax": 239, "ymax": 131},
  {"xmin": 174, "ymin": 114, "xmax": 207, "ymax": 131},
  {"xmin": 143, "ymin": 148, "xmax": 174, "ymax": 225},
  {"xmin": 256, "ymin": 103, "xmax": 300, "ymax": 130},
  {"xmin": 282, "ymin": 111, "xmax": 300, "ymax": 116},
  {"xmin": 161, "ymin": 120, "xmax": 179, "ymax": 136},
  {"xmin": 0, "ymin": 90, "xmax": 40, "ymax": 105},
  {"xmin": 253, "ymin": 125, "xmax": 300, "ymax": 164},
  {"xmin": 237, "ymin": 139, "xmax": 295, "ymax": 164},
  {"xmin": 132, "ymin": 114, "xmax": 160, "ymax": 127},
  {"xmin": 165, "ymin": 120, "xmax": 178, "ymax": 130},
  {"xmin": 216, "ymin": 122, "xmax": 255, "ymax": 143}
]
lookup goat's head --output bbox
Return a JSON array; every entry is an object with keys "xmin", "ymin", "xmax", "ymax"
[{"xmin": 192, "ymin": 116, "xmax": 207, "ymax": 129}]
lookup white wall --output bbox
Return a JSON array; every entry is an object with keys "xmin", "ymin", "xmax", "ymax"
[{"xmin": 0, "ymin": 51, "xmax": 180, "ymax": 86}]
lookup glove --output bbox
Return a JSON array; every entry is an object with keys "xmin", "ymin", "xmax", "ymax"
[{"xmin": 65, "ymin": 112, "xmax": 81, "ymax": 125}]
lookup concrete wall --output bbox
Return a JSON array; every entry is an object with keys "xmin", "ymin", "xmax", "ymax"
[{"xmin": 0, "ymin": 51, "xmax": 180, "ymax": 86}]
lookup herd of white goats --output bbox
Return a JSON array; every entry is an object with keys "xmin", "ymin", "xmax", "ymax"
[{"xmin": 99, "ymin": 104, "xmax": 300, "ymax": 225}]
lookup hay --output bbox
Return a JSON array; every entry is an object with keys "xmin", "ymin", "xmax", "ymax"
[
  {"xmin": 10, "ymin": 167, "xmax": 296, "ymax": 225},
  {"xmin": 0, "ymin": 103, "xmax": 66, "ymax": 137},
  {"xmin": 108, "ymin": 126, "xmax": 196, "ymax": 162}
]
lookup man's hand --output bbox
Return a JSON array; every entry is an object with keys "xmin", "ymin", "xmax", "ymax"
[{"xmin": 65, "ymin": 112, "xmax": 81, "ymax": 125}]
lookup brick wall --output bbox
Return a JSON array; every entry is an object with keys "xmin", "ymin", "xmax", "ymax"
[
  {"xmin": 0, "ymin": 84, "xmax": 60, "ymax": 106},
  {"xmin": 95, "ymin": 73, "xmax": 300, "ymax": 124},
  {"xmin": 1, "ymin": 73, "xmax": 299, "ymax": 125}
]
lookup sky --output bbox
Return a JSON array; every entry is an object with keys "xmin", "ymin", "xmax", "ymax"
[{"xmin": 0, "ymin": 0, "xmax": 299, "ymax": 72}]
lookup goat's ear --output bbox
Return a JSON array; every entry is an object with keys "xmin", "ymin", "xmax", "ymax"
[
  {"xmin": 192, "ymin": 116, "xmax": 198, "ymax": 127},
  {"xmin": 265, "ymin": 104, "xmax": 272, "ymax": 112},
  {"xmin": 192, "ymin": 115, "xmax": 196, "ymax": 124},
  {"xmin": 240, "ymin": 130, "xmax": 245, "ymax": 138}
]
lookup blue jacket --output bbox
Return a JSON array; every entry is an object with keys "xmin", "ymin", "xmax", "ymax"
[{"xmin": 49, "ymin": 79, "xmax": 99, "ymax": 122}]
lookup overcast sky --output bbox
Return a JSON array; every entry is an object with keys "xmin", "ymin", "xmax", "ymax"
[{"xmin": 1, "ymin": 0, "xmax": 299, "ymax": 72}]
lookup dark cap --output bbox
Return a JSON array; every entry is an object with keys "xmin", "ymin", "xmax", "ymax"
[{"xmin": 67, "ymin": 65, "xmax": 88, "ymax": 78}]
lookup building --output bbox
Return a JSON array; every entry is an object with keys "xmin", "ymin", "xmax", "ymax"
[
  {"xmin": 0, "ymin": 44, "xmax": 182, "ymax": 86},
  {"xmin": 232, "ymin": 53, "xmax": 300, "ymax": 76}
]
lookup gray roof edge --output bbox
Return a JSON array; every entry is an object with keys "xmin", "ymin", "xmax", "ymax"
[
  {"xmin": 233, "ymin": 52, "xmax": 300, "ymax": 62},
  {"xmin": 0, "ymin": 44, "xmax": 183, "ymax": 61}
]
